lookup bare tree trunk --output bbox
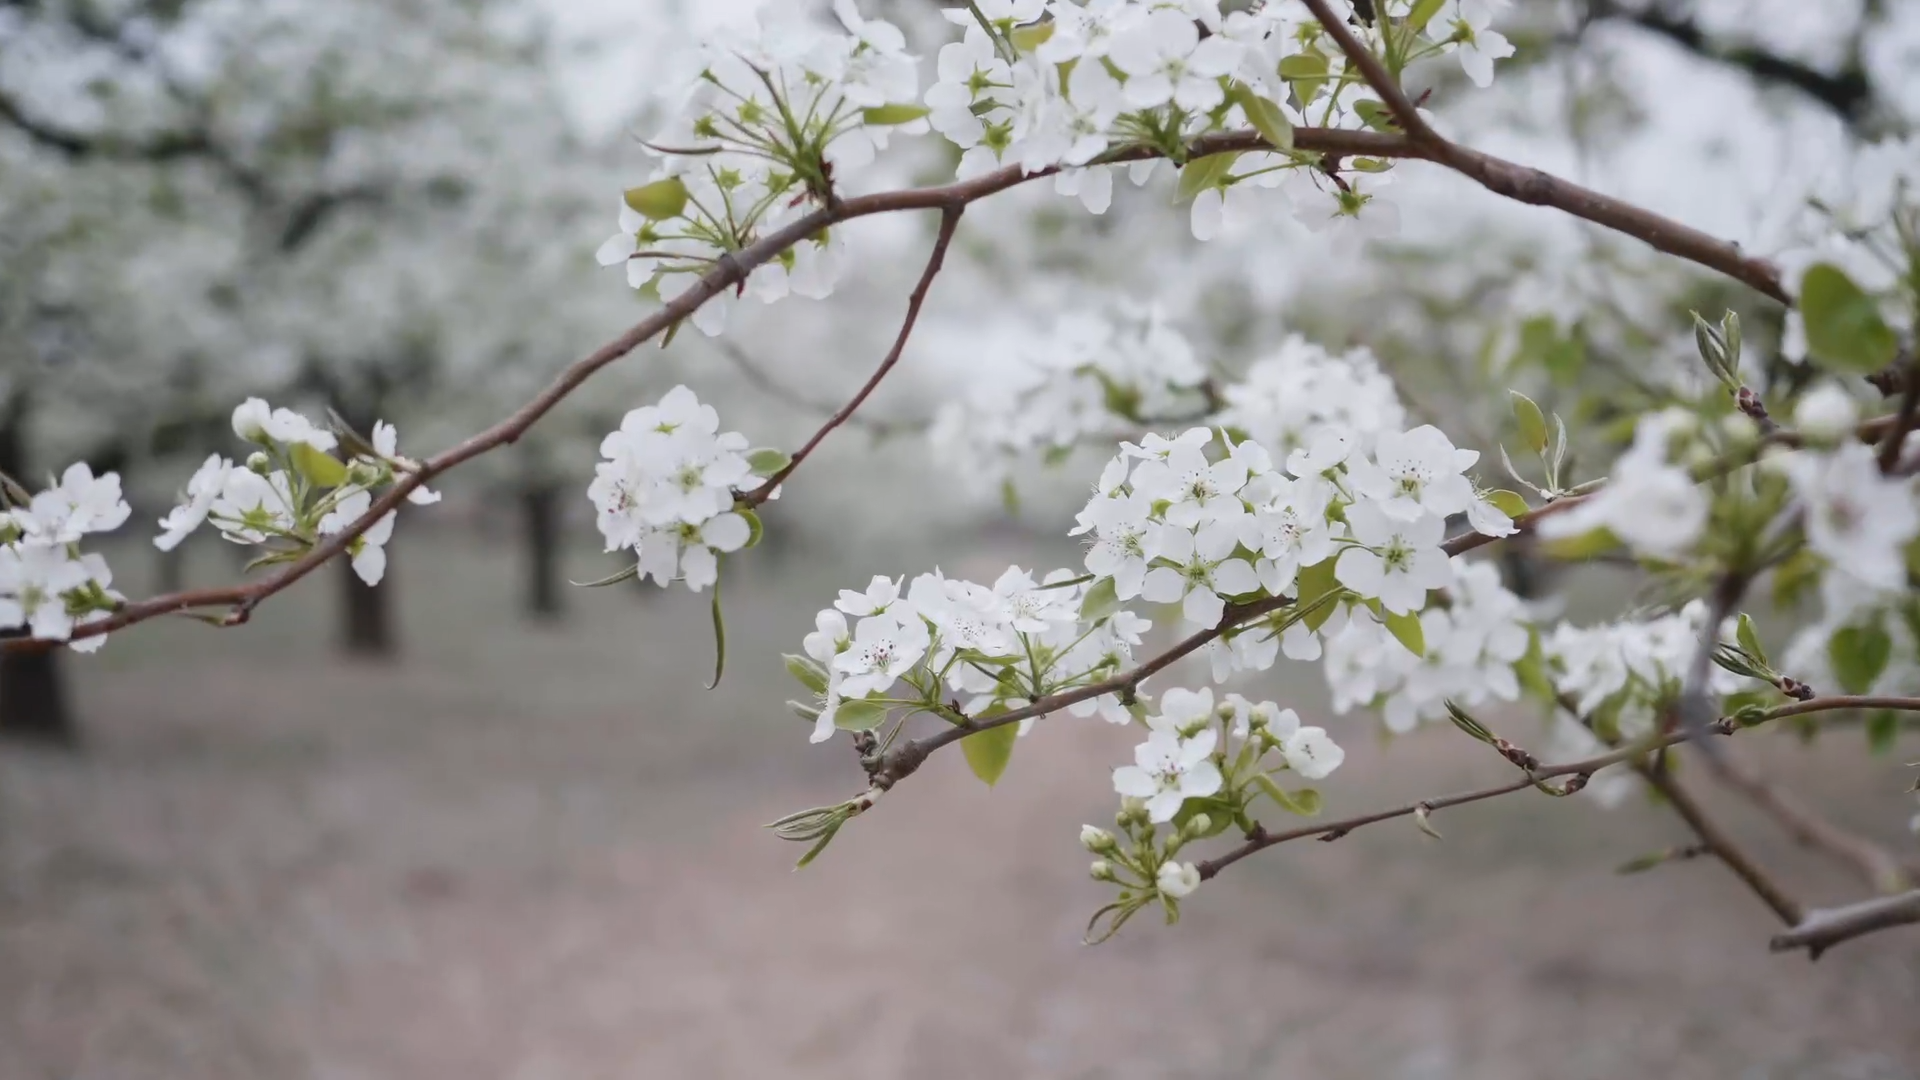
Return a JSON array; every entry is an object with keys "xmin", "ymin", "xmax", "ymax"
[
  {"xmin": 339, "ymin": 551, "xmax": 397, "ymax": 658},
  {"xmin": 153, "ymin": 526, "xmax": 187, "ymax": 594},
  {"xmin": 0, "ymin": 394, "xmax": 78, "ymax": 747},
  {"xmin": 521, "ymin": 482, "xmax": 565, "ymax": 621}
]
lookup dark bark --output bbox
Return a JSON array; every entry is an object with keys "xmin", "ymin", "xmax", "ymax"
[
  {"xmin": 153, "ymin": 528, "xmax": 187, "ymax": 594},
  {"xmin": 0, "ymin": 395, "xmax": 78, "ymax": 747},
  {"xmin": 520, "ymin": 482, "xmax": 565, "ymax": 621}
]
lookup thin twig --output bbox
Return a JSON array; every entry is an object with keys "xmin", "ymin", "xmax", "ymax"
[
  {"xmin": 1705, "ymin": 746, "xmax": 1914, "ymax": 894},
  {"xmin": 1189, "ymin": 695, "xmax": 1914, "ymax": 887},
  {"xmin": 1770, "ymin": 889, "xmax": 1920, "ymax": 958},
  {"xmin": 1876, "ymin": 360, "xmax": 1919, "ymax": 473},
  {"xmin": 1638, "ymin": 755, "xmax": 1803, "ymax": 925},
  {"xmin": 741, "ymin": 205, "xmax": 962, "ymax": 508}
]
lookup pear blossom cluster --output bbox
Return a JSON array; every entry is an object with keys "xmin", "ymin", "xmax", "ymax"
[
  {"xmin": 1214, "ymin": 336, "xmax": 1409, "ymax": 464},
  {"xmin": 595, "ymin": 0, "xmax": 1527, "ymax": 333},
  {"xmin": 151, "ymin": 399, "xmax": 440, "ymax": 587},
  {"xmin": 1320, "ymin": 560, "xmax": 1532, "ymax": 732},
  {"xmin": 929, "ymin": 303, "xmax": 1211, "ymax": 492},
  {"xmin": 1533, "ymin": 601, "xmax": 1755, "ymax": 804},
  {"xmin": 0, "ymin": 464, "xmax": 130, "ymax": 650},
  {"xmin": 587, "ymin": 386, "xmax": 769, "ymax": 592},
  {"xmin": 792, "ymin": 566, "xmax": 1152, "ymax": 745},
  {"xmin": 922, "ymin": 0, "xmax": 1507, "ymax": 233},
  {"xmin": 1083, "ymin": 685, "xmax": 1344, "ymax": 930},
  {"xmin": 1070, "ymin": 419, "xmax": 1510, "ymax": 681},
  {"xmin": 594, "ymin": 1, "xmax": 924, "ymax": 336}
]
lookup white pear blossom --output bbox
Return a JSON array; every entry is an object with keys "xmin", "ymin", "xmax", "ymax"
[
  {"xmin": 319, "ymin": 490, "xmax": 397, "ymax": 587},
  {"xmin": 1156, "ymin": 860, "xmax": 1201, "ymax": 898},
  {"xmin": 1140, "ymin": 520, "xmax": 1260, "ymax": 627},
  {"xmin": 834, "ymin": 611, "xmax": 931, "ymax": 698},
  {"xmin": 154, "ymin": 455, "xmax": 231, "ymax": 552},
  {"xmin": 1784, "ymin": 441, "xmax": 1919, "ymax": 592},
  {"xmin": 1346, "ymin": 425, "xmax": 1481, "ymax": 521},
  {"xmin": 1112, "ymin": 711, "xmax": 1222, "ymax": 823},
  {"xmin": 1281, "ymin": 726, "xmax": 1345, "ymax": 780},
  {"xmin": 1335, "ymin": 502, "xmax": 1452, "ymax": 615}
]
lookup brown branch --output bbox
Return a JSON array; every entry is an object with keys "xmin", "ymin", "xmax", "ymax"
[
  {"xmin": 1637, "ymin": 756, "xmax": 1803, "ymax": 925},
  {"xmin": 1770, "ymin": 889, "xmax": 1920, "ymax": 958},
  {"xmin": 1300, "ymin": 0, "xmax": 1787, "ymax": 304},
  {"xmin": 739, "ymin": 205, "xmax": 962, "ymax": 508},
  {"xmin": 1876, "ymin": 359, "xmax": 1919, "ymax": 473},
  {"xmin": 14, "ymin": 106, "xmax": 1802, "ymax": 652},
  {"xmin": 1705, "ymin": 747, "xmax": 1914, "ymax": 894},
  {"xmin": 1194, "ymin": 694, "xmax": 1912, "ymax": 889}
]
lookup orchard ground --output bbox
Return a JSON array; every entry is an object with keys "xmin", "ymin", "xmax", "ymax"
[{"xmin": 3, "ymin": 524, "xmax": 1918, "ymax": 1079}]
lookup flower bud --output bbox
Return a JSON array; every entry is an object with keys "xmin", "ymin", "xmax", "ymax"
[
  {"xmin": 1181, "ymin": 813, "xmax": 1213, "ymax": 840},
  {"xmin": 1089, "ymin": 859, "xmax": 1117, "ymax": 883},
  {"xmin": 1793, "ymin": 384, "xmax": 1859, "ymax": 444},
  {"xmin": 1156, "ymin": 860, "xmax": 1200, "ymax": 898},
  {"xmin": 245, "ymin": 451, "xmax": 273, "ymax": 475},
  {"xmin": 1080, "ymin": 824, "xmax": 1117, "ymax": 853},
  {"xmin": 232, "ymin": 398, "xmax": 272, "ymax": 443}
]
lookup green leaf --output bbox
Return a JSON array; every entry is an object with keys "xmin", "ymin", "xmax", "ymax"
[
  {"xmin": 833, "ymin": 697, "xmax": 890, "ymax": 732},
  {"xmin": 1407, "ymin": 0, "xmax": 1447, "ymax": 31},
  {"xmin": 960, "ymin": 722, "xmax": 1019, "ymax": 786},
  {"xmin": 1828, "ymin": 619, "xmax": 1892, "ymax": 695},
  {"xmin": 1173, "ymin": 796, "xmax": 1237, "ymax": 839},
  {"xmin": 1176, "ymin": 151, "xmax": 1240, "ymax": 203},
  {"xmin": 1510, "ymin": 390, "xmax": 1549, "ymax": 455},
  {"xmin": 783, "ymin": 653, "xmax": 828, "ymax": 694},
  {"xmin": 1383, "ymin": 608, "xmax": 1425, "ymax": 658},
  {"xmin": 1277, "ymin": 51, "xmax": 1328, "ymax": 103},
  {"xmin": 1079, "ymin": 576, "xmax": 1121, "ymax": 622},
  {"xmin": 705, "ymin": 563, "xmax": 727, "ymax": 690},
  {"xmin": 1295, "ymin": 558, "xmax": 1342, "ymax": 631},
  {"xmin": 740, "ymin": 508, "xmax": 764, "ymax": 549},
  {"xmin": 1351, "ymin": 98, "xmax": 1398, "ymax": 133},
  {"xmin": 746, "ymin": 447, "xmax": 791, "ymax": 477},
  {"xmin": 624, "ymin": 177, "xmax": 689, "ymax": 220},
  {"xmin": 1000, "ymin": 477, "xmax": 1020, "ymax": 515},
  {"xmin": 1540, "ymin": 527, "xmax": 1620, "ymax": 561},
  {"xmin": 861, "ymin": 103, "xmax": 932, "ymax": 125},
  {"xmin": 1009, "ymin": 21, "xmax": 1054, "ymax": 52},
  {"xmin": 290, "ymin": 442, "xmax": 348, "ymax": 488},
  {"xmin": 1486, "ymin": 489, "xmax": 1530, "ymax": 518},
  {"xmin": 570, "ymin": 562, "xmax": 640, "ymax": 588},
  {"xmin": 1229, "ymin": 84, "xmax": 1293, "ymax": 150},
  {"xmin": 1515, "ymin": 629, "xmax": 1554, "ymax": 700},
  {"xmin": 1799, "ymin": 263, "xmax": 1897, "ymax": 373},
  {"xmin": 1735, "ymin": 613, "xmax": 1767, "ymax": 670},
  {"xmin": 1254, "ymin": 774, "xmax": 1323, "ymax": 816},
  {"xmin": 1866, "ymin": 710, "xmax": 1898, "ymax": 755}
]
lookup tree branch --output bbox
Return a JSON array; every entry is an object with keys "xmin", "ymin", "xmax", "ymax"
[
  {"xmin": 739, "ymin": 204, "xmax": 962, "ymax": 508},
  {"xmin": 1300, "ymin": 0, "xmax": 1787, "ymax": 304},
  {"xmin": 10, "ymin": 103, "xmax": 1799, "ymax": 651},
  {"xmin": 1770, "ymin": 889, "xmax": 1920, "ymax": 958},
  {"xmin": 1637, "ymin": 753, "xmax": 1803, "ymax": 925},
  {"xmin": 1194, "ymin": 694, "xmax": 1911, "ymax": 895},
  {"xmin": 1705, "ymin": 746, "xmax": 1915, "ymax": 894}
]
